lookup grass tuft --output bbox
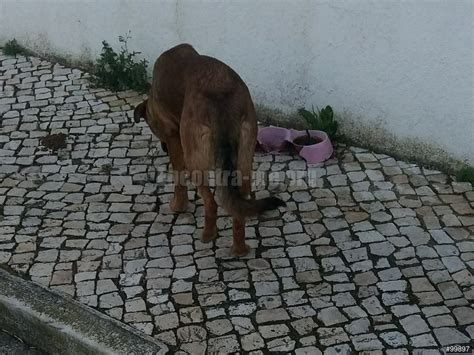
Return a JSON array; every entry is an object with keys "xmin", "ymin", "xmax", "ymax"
[{"xmin": 456, "ymin": 165, "xmax": 474, "ymax": 184}]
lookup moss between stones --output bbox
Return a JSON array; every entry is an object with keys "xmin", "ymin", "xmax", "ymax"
[{"xmin": 336, "ymin": 116, "xmax": 466, "ymax": 174}]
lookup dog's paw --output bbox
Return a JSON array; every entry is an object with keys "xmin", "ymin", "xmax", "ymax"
[
  {"xmin": 201, "ymin": 226, "xmax": 218, "ymax": 243},
  {"xmin": 170, "ymin": 196, "xmax": 188, "ymax": 213},
  {"xmin": 231, "ymin": 243, "xmax": 250, "ymax": 257}
]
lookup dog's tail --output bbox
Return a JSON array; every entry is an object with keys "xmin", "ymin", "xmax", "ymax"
[{"xmin": 211, "ymin": 93, "xmax": 285, "ymax": 218}]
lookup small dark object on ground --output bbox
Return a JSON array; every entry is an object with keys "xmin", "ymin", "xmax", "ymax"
[
  {"xmin": 293, "ymin": 130, "xmax": 322, "ymax": 146},
  {"xmin": 40, "ymin": 133, "xmax": 67, "ymax": 151},
  {"xmin": 101, "ymin": 164, "xmax": 113, "ymax": 174}
]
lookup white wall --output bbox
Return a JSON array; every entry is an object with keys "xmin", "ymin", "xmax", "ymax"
[{"xmin": 1, "ymin": 0, "xmax": 473, "ymax": 164}]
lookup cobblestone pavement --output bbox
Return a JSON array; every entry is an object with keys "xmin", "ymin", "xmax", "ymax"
[{"xmin": 1, "ymin": 52, "xmax": 473, "ymax": 354}]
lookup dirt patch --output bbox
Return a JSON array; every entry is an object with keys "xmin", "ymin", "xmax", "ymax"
[{"xmin": 40, "ymin": 133, "xmax": 67, "ymax": 151}]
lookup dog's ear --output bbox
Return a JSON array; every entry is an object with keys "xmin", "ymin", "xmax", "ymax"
[{"xmin": 133, "ymin": 100, "xmax": 148, "ymax": 123}]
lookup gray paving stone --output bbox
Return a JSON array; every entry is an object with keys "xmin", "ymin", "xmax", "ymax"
[
  {"xmin": 379, "ymin": 331, "xmax": 407, "ymax": 347},
  {"xmin": 452, "ymin": 306, "xmax": 474, "ymax": 325},
  {"xmin": 208, "ymin": 334, "xmax": 240, "ymax": 353},
  {"xmin": 409, "ymin": 333, "xmax": 438, "ymax": 348},
  {"xmin": 255, "ymin": 308, "xmax": 289, "ymax": 323},
  {"xmin": 258, "ymin": 324, "xmax": 290, "ymax": 339},
  {"xmin": 399, "ymin": 314, "xmax": 430, "ymax": 335},
  {"xmin": 433, "ymin": 327, "xmax": 470, "ymax": 346},
  {"xmin": 266, "ymin": 336, "xmax": 296, "ymax": 352},
  {"xmin": 317, "ymin": 327, "xmax": 350, "ymax": 347},
  {"xmin": 361, "ymin": 296, "xmax": 385, "ymax": 315},
  {"xmin": 241, "ymin": 332, "xmax": 265, "ymax": 351},
  {"xmin": 295, "ymin": 346, "xmax": 322, "ymax": 355},
  {"xmin": 205, "ymin": 319, "xmax": 233, "ymax": 336},
  {"xmin": 369, "ymin": 241, "xmax": 395, "ymax": 256},
  {"xmin": 345, "ymin": 317, "xmax": 370, "ymax": 335},
  {"xmin": 177, "ymin": 325, "xmax": 207, "ymax": 343},
  {"xmin": 351, "ymin": 333, "xmax": 383, "ymax": 351},
  {"xmin": 318, "ymin": 307, "xmax": 348, "ymax": 326},
  {"xmin": 99, "ymin": 292, "xmax": 123, "ymax": 309},
  {"xmin": 427, "ymin": 314, "xmax": 455, "ymax": 328}
]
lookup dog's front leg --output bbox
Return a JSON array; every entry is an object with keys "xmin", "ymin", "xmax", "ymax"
[{"xmin": 166, "ymin": 134, "xmax": 189, "ymax": 212}]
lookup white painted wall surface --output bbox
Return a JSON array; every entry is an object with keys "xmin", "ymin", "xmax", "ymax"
[{"xmin": 1, "ymin": 0, "xmax": 473, "ymax": 164}]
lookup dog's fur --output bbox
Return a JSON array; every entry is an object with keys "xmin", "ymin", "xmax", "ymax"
[{"xmin": 134, "ymin": 44, "xmax": 284, "ymax": 256}]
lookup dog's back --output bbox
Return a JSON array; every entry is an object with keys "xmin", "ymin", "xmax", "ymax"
[{"xmin": 152, "ymin": 44, "xmax": 248, "ymax": 128}]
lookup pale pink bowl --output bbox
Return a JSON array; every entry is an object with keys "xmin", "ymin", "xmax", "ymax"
[
  {"xmin": 257, "ymin": 126, "xmax": 333, "ymax": 164},
  {"xmin": 257, "ymin": 126, "xmax": 290, "ymax": 152},
  {"xmin": 289, "ymin": 129, "xmax": 333, "ymax": 163}
]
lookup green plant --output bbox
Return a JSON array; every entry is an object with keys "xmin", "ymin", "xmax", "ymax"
[
  {"xmin": 298, "ymin": 105, "xmax": 339, "ymax": 141},
  {"xmin": 91, "ymin": 32, "xmax": 150, "ymax": 93},
  {"xmin": 456, "ymin": 165, "xmax": 474, "ymax": 184},
  {"xmin": 2, "ymin": 39, "xmax": 31, "ymax": 56}
]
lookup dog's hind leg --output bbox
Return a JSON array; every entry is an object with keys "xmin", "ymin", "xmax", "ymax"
[
  {"xmin": 229, "ymin": 117, "xmax": 257, "ymax": 257},
  {"xmin": 197, "ymin": 184, "xmax": 218, "ymax": 243},
  {"xmin": 231, "ymin": 216, "xmax": 250, "ymax": 257},
  {"xmin": 180, "ymin": 114, "xmax": 217, "ymax": 241},
  {"xmin": 237, "ymin": 120, "xmax": 257, "ymax": 199},
  {"xmin": 167, "ymin": 134, "xmax": 189, "ymax": 212}
]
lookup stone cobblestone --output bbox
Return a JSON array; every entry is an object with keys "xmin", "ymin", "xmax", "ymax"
[{"xmin": 1, "ymin": 52, "xmax": 473, "ymax": 353}]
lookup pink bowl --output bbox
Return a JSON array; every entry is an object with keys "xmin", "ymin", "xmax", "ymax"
[
  {"xmin": 257, "ymin": 126, "xmax": 333, "ymax": 164},
  {"xmin": 289, "ymin": 129, "xmax": 333, "ymax": 164},
  {"xmin": 257, "ymin": 126, "xmax": 291, "ymax": 152}
]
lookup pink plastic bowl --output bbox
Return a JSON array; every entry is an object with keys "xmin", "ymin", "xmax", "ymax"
[
  {"xmin": 257, "ymin": 126, "xmax": 333, "ymax": 164},
  {"xmin": 257, "ymin": 126, "xmax": 290, "ymax": 152},
  {"xmin": 289, "ymin": 129, "xmax": 333, "ymax": 164}
]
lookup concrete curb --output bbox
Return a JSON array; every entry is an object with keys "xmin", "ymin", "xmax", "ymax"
[{"xmin": 0, "ymin": 267, "xmax": 168, "ymax": 354}]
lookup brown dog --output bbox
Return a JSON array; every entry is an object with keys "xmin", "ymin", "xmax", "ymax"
[{"xmin": 134, "ymin": 44, "xmax": 284, "ymax": 256}]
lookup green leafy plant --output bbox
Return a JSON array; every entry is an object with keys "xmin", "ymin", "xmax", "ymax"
[
  {"xmin": 2, "ymin": 39, "xmax": 31, "ymax": 56},
  {"xmin": 456, "ymin": 165, "xmax": 474, "ymax": 184},
  {"xmin": 91, "ymin": 32, "xmax": 150, "ymax": 93},
  {"xmin": 298, "ymin": 105, "xmax": 339, "ymax": 140}
]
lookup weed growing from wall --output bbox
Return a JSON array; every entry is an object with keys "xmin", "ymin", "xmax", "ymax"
[{"xmin": 91, "ymin": 32, "xmax": 150, "ymax": 93}]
